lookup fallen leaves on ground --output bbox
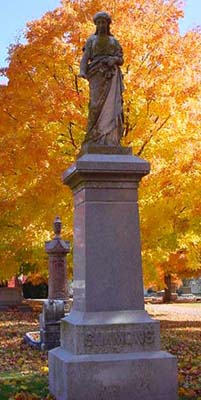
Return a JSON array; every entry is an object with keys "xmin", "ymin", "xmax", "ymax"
[
  {"xmin": 0, "ymin": 303, "xmax": 200, "ymax": 399},
  {"xmin": 0, "ymin": 306, "xmax": 55, "ymax": 400},
  {"xmin": 146, "ymin": 304, "xmax": 201, "ymax": 399}
]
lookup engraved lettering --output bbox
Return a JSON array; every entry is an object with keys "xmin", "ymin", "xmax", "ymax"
[
  {"xmin": 49, "ymin": 257, "xmax": 66, "ymax": 298},
  {"xmin": 135, "ymin": 330, "xmax": 145, "ymax": 345},
  {"xmin": 125, "ymin": 331, "xmax": 132, "ymax": 345},
  {"xmin": 98, "ymin": 385, "xmax": 120, "ymax": 400},
  {"xmin": 83, "ymin": 327, "xmax": 155, "ymax": 350},
  {"xmin": 84, "ymin": 333, "xmax": 94, "ymax": 347},
  {"xmin": 145, "ymin": 329, "xmax": 155, "ymax": 345}
]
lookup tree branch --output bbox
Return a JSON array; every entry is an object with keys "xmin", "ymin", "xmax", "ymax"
[
  {"xmin": 3, "ymin": 109, "xmax": 18, "ymax": 122},
  {"xmin": 137, "ymin": 114, "xmax": 171, "ymax": 156},
  {"xmin": 68, "ymin": 122, "xmax": 78, "ymax": 149}
]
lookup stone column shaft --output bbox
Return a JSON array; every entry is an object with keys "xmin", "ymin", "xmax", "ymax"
[
  {"xmin": 63, "ymin": 153, "xmax": 149, "ymax": 312},
  {"xmin": 46, "ymin": 238, "xmax": 70, "ymax": 300}
]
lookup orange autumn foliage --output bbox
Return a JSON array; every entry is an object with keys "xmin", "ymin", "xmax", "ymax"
[{"xmin": 0, "ymin": 0, "xmax": 200, "ymax": 285}]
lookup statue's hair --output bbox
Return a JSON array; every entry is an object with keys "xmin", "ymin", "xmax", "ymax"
[
  {"xmin": 93, "ymin": 11, "xmax": 112, "ymax": 35},
  {"xmin": 93, "ymin": 11, "xmax": 112, "ymax": 24}
]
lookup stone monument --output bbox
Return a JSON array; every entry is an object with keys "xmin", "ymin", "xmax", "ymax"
[
  {"xmin": 49, "ymin": 12, "xmax": 177, "ymax": 399},
  {"xmin": 0, "ymin": 277, "xmax": 31, "ymax": 312},
  {"xmin": 40, "ymin": 217, "xmax": 70, "ymax": 350},
  {"xmin": 0, "ymin": 287, "xmax": 22, "ymax": 310},
  {"xmin": 46, "ymin": 216, "xmax": 69, "ymax": 301}
]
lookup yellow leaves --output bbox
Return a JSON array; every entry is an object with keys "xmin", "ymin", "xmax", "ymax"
[
  {"xmin": 19, "ymin": 384, "xmax": 28, "ymax": 390},
  {"xmin": 178, "ymin": 386, "xmax": 195, "ymax": 397},
  {"xmin": 41, "ymin": 366, "xmax": 49, "ymax": 373},
  {"xmin": 26, "ymin": 273, "xmax": 47, "ymax": 286},
  {"xmin": 1, "ymin": 379, "xmax": 10, "ymax": 385},
  {"xmin": 12, "ymin": 392, "xmax": 40, "ymax": 399},
  {"xmin": 17, "ymin": 358, "xmax": 25, "ymax": 367}
]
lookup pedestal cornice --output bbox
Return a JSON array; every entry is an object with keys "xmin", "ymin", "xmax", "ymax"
[{"xmin": 62, "ymin": 154, "xmax": 150, "ymax": 190}]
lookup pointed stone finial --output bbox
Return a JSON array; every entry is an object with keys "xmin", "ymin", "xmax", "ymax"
[{"xmin": 53, "ymin": 216, "xmax": 62, "ymax": 239}]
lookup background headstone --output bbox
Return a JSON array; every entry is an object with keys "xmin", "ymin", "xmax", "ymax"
[
  {"xmin": 40, "ymin": 217, "xmax": 70, "ymax": 350},
  {"xmin": 46, "ymin": 216, "xmax": 70, "ymax": 301},
  {"xmin": 0, "ymin": 287, "xmax": 22, "ymax": 308}
]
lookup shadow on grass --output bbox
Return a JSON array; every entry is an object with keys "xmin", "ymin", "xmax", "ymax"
[
  {"xmin": 0, "ymin": 372, "xmax": 49, "ymax": 400},
  {"xmin": 160, "ymin": 320, "xmax": 201, "ymax": 329}
]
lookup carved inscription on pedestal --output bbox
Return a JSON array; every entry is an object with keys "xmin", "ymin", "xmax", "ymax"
[
  {"xmin": 97, "ymin": 385, "xmax": 121, "ymax": 400},
  {"xmin": 83, "ymin": 325, "xmax": 156, "ymax": 353},
  {"xmin": 49, "ymin": 257, "xmax": 66, "ymax": 299},
  {"xmin": 94, "ymin": 363, "xmax": 152, "ymax": 399}
]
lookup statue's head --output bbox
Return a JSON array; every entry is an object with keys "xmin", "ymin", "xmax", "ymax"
[{"xmin": 93, "ymin": 11, "xmax": 112, "ymax": 35}]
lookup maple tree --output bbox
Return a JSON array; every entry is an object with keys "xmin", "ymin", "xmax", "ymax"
[{"xmin": 0, "ymin": 0, "xmax": 200, "ymax": 289}]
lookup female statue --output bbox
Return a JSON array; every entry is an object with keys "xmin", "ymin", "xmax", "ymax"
[{"xmin": 79, "ymin": 12, "xmax": 124, "ymax": 146}]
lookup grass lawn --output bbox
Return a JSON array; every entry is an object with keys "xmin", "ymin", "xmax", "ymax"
[{"xmin": 0, "ymin": 303, "xmax": 200, "ymax": 399}]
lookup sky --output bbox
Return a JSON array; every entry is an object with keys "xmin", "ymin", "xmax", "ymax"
[
  {"xmin": 0, "ymin": 0, "xmax": 60, "ymax": 69},
  {"xmin": 0, "ymin": 0, "xmax": 201, "ymax": 76}
]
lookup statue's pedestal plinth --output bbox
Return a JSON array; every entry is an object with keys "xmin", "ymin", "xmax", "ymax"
[{"xmin": 49, "ymin": 152, "xmax": 177, "ymax": 400}]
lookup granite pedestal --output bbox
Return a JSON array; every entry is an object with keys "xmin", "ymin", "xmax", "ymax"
[{"xmin": 49, "ymin": 150, "xmax": 177, "ymax": 399}]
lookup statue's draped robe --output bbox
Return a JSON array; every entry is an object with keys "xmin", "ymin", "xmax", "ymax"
[{"xmin": 80, "ymin": 35, "xmax": 124, "ymax": 145}]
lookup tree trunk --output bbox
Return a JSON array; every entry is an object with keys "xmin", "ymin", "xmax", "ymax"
[{"xmin": 163, "ymin": 274, "xmax": 172, "ymax": 303}]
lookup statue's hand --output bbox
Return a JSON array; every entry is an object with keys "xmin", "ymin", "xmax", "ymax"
[
  {"xmin": 78, "ymin": 71, "xmax": 87, "ymax": 79},
  {"xmin": 107, "ymin": 57, "xmax": 117, "ymax": 68}
]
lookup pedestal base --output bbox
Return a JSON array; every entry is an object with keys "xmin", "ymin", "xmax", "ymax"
[
  {"xmin": 49, "ymin": 310, "xmax": 177, "ymax": 399},
  {"xmin": 60, "ymin": 310, "xmax": 160, "ymax": 354},
  {"xmin": 49, "ymin": 348, "xmax": 177, "ymax": 400}
]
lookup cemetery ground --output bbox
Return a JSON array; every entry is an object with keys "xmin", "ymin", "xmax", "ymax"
[{"xmin": 0, "ymin": 303, "xmax": 200, "ymax": 400}]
